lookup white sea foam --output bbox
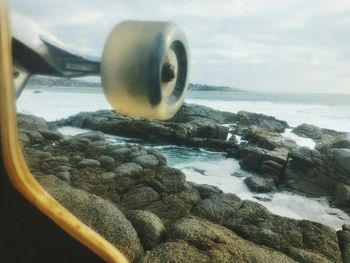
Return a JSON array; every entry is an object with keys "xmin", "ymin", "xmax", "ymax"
[
  {"xmin": 57, "ymin": 126, "xmax": 91, "ymax": 136},
  {"xmin": 282, "ymin": 128, "xmax": 316, "ymax": 149},
  {"xmin": 176, "ymin": 158, "xmax": 349, "ymax": 230},
  {"xmin": 17, "ymin": 89, "xmax": 111, "ymax": 121},
  {"xmin": 186, "ymin": 99, "xmax": 350, "ymax": 132}
]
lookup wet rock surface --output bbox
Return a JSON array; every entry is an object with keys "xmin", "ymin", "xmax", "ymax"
[{"xmin": 17, "ymin": 110, "xmax": 345, "ymax": 262}]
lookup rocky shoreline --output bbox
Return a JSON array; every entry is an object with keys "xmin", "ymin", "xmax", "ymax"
[{"xmin": 18, "ymin": 103, "xmax": 350, "ymax": 262}]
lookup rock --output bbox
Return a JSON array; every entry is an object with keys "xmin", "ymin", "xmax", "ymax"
[
  {"xmin": 37, "ymin": 175, "xmax": 143, "ymax": 262},
  {"xmin": 55, "ymin": 171, "xmax": 71, "ymax": 182},
  {"xmin": 260, "ymin": 160, "xmax": 284, "ymax": 181},
  {"xmin": 337, "ymin": 230, "xmax": 350, "ymax": 263},
  {"xmin": 139, "ymin": 241, "xmax": 210, "ymax": 263},
  {"xmin": 132, "ymin": 155, "xmax": 159, "ymax": 169},
  {"xmin": 334, "ymin": 183, "xmax": 350, "ymax": 206},
  {"xmin": 161, "ymin": 217, "xmax": 297, "ymax": 263},
  {"xmin": 122, "ymin": 185, "xmax": 160, "ymax": 209},
  {"xmin": 77, "ymin": 159, "xmax": 101, "ymax": 169},
  {"xmin": 129, "ymin": 150, "xmax": 148, "ymax": 160},
  {"xmin": 285, "ymin": 147, "xmax": 350, "ymax": 197},
  {"xmin": 170, "ymin": 103, "xmax": 236, "ymax": 124},
  {"xmin": 97, "ymin": 156, "xmax": 116, "ymax": 171},
  {"xmin": 244, "ymin": 176, "xmax": 276, "ymax": 193},
  {"xmin": 110, "ymin": 148, "xmax": 132, "ymax": 162},
  {"xmin": 235, "ymin": 111, "xmax": 288, "ymax": 133},
  {"xmin": 114, "ymin": 163, "xmax": 143, "ymax": 177},
  {"xmin": 74, "ymin": 131, "xmax": 105, "ymax": 142},
  {"xmin": 144, "ymin": 185, "xmax": 201, "ymax": 220},
  {"xmin": 189, "ymin": 182, "xmax": 223, "ymax": 199},
  {"xmin": 18, "ymin": 132, "xmax": 30, "ymax": 146},
  {"xmin": 17, "ymin": 113, "xmax": 48, "ymax": 130},
  {"xmin": 126, "ymin": 210, "xmax": 165, "ymax": 250},
  {"xmin": 62, "ymin": 137, "xmax": 91, "ymax": 151},
  {"xmin": 242, "ymin": 128, "xmax": 280, "ymax": 150},
  {"xmin": 38, "ymin": 129, "xmax": 63, "ymax": 141},
  {"xmin": 343, "ymin": 224, "xmax": 350, "ymax": 231},
  {"xmin": 24, "ymin": 130, "xmax": 45, "ymax": 144},
  {"xmin": 293, "ymin": 124, "xmax": 324, "ymax": 140},
  {"xmin": 53, "ymin": 107, "xmax": 242, "ymax": 152},
  {"xmin": 192, "ymin": 193, "xmax": 242, "ymax": 224},
  {"xmin": 100, "ymin": 172, "xmax": 116, "ymax": 180},
  {"xmin": 238, "ymin": 146, "xmax": 288, "ymax": 174},
  {"xmin": 155, "ymin": 166, "xmax": 187, "ymax": 194},
  {"xmin": 227, "ymin": 134, "xmax": 238, "ymax": 144},
  {"xmin": 223, "ymin": 200, "xmax": 342, "ymax": 262},
  {"xmin": 196, "ymin": 121, "xmax": 229, "ymax": 140},
  {"xmin": 333, "ymin": 148, "xmax": 350, "ymax": 174},
  {"xmin": 53, "ymin": 166, "xmax": 71, "ymax": 173},
  {"xmin": 85, "ymin": 141, "xmax": 108, "ymax": 156},
  {"xmin": 293, "ymin": 123, "xmax": 343, "ymax": 144}
]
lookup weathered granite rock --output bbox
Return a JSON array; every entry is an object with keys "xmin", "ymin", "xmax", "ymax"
[
  {"xmin": 337, "ymin": 226, "xmax": 350, "ymax": 263},
  {"xmin": 140, "ymin": 217, "xmax": 297, "ymax": 263},
  {"xmin": 114, "ymin": 163, "xmax": 143, "ymax": 177},
  {"xmin": 38, "ymin": 129, "xmax": 63, "ymax": 141},
  {"xmin": 334, "ymin": 183, "xmax": 350, "ymax": 206},
  {"xmin": 285, "ymin": 147, "xmax": 350, "ymax": 197},
  {"xmin": 97, "ymin": 155, "xmax": 116, "ymax": 171},
  {"xmin": 18, "ymin": 113, "xmax": 48, "ymax": 130},
  {"xmin": 293, "ymin": 123, "xmax": 345, "ymax": 144},
  {"xmin": 37, "ymin": 175, "xmax": 144, "ymax": 262},
  {"xmin": 293, "ymin": 124, "xmax": 325, "ymax": 140},
  {"xmin": 238, "ymin": 146, "xmax": 288, "ymax": 182},
  {"xmin": 18, "ymin": 113, "xmax": 344, "ymax": 262},
  {"xmin": 223, "ymin": 200, "xmax": 341, "ymax": 263},
  {"xmin": 169, "ymin": 103, "xmax": 236, "ymax": 124},
  {"xmin": 189, "ymin": 182, "xmax": 223, "ymax": 199},
  {"xmin": 192, "ymin": 193, "xmax": 242, "ymax": 224},
  {"xmin": 77, "ymin": 159, "xmax": 101, "ymax": 169},
  {"xmin": 122, "ymin": 185, "xmax": 161, "ymax": 210},
  {"xmin": 132, "ymin": 154, "xmax": 159, "ymax": 169},
  {"xmin": 54, "ymin": 109, "xmax": 233, "ymax": 152},
  {"xmin": 235, "ymin": 111, "xmax": 289, "ymax": 133},
  {"xmin": 126, "ymin": 210, "xmax": 165, "ymax": 250},
  {"xmin": 333, "ymin": 148, "xmax": 350, "ymax": 174},
  {"xmin": 244, "ymin": 176, "xmax": 276, "ymax": 193},
  {"xmin": 139, "ymin": 241, "xmax": 211, "ymax": 263}
]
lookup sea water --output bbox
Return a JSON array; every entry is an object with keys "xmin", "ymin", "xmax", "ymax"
[{"xmin": 18, "ymin": 87, "xmax": 350, "ymax": 229}]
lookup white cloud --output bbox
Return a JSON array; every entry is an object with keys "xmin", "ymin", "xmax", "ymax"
[{"xmin": 10, "ymin": 0, "xmax": 350, "ymax": 93}]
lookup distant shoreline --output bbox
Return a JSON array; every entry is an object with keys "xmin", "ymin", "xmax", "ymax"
[{"xmin": 27, "ymin": 75, "xmax": 245, "ymax": 92}]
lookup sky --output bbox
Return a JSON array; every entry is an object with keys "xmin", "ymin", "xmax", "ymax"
[{"xmin": 10, "ymin": 0, "xmax": 350, "ymax": 94}]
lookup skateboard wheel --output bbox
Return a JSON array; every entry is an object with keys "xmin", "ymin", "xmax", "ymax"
[{"xmin": 101, "ymin": 21, "xmax": 189, "ymax": 120}]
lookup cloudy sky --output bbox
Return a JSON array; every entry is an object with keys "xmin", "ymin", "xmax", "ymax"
[{"xmin": 11, "ymin": 0, "xmax": 350, "ymax": 93}]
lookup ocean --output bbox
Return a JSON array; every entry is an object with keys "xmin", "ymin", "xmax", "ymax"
[{"xmin": 17, "ymin": 87, "xmax": 350, "ymax": 229}]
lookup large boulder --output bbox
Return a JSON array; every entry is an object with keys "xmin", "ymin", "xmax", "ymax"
[
  {"xmin": 235, "ymin": 111, "xmax": 289, "ymax": 133},
  {"xmin": 37, "ymin": 175, "xmax": 144, "ymax": 262},
  {"xmin": 285, "ymin": 147, "xmax": 350, "ymax": 197},
  {"xmin": 244, "ymin": 176, "xmax": 276, "ymax": 193},
  {"xmin": 192, "ymin": 193, "xmax": 242, "ymax": 224},
  {"xmin": 338, "ymin": 225, "xmax": 350, "ymax": 263},
  {"xmin": 333, "ymin": 148, "xmax": 350, "ymax": 174},
  {"xmin": 54, "ymin": 109, "xmax": 231, "ymax": 149},
  {"xmin": 17, "ymin": 113, "xmax": 48, "ymax": 130},
  {"xmin": 170, "ymin": 103, "xmax": 236, "ymax": 124},
  {"xmin": 293, "ymin": 123, "xmax": 344, "ymax": 144},
  {"xmin": 223, "ymin": 200, "xmax": 342, "ymax": 263},
  {"xmin": 333, "ymin": 183, "xmax": 350, "ymax": 206},
  {"xmin": 238, "ymin": 146, "xmax": 288, "ymax": 181},
  {"xmin": 140, "ymin": 217, "xmax": 297, "ymax": 263},
  {"xmin": 126, "ymin": 210, "xmax": 166, "ymax": 250}
]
